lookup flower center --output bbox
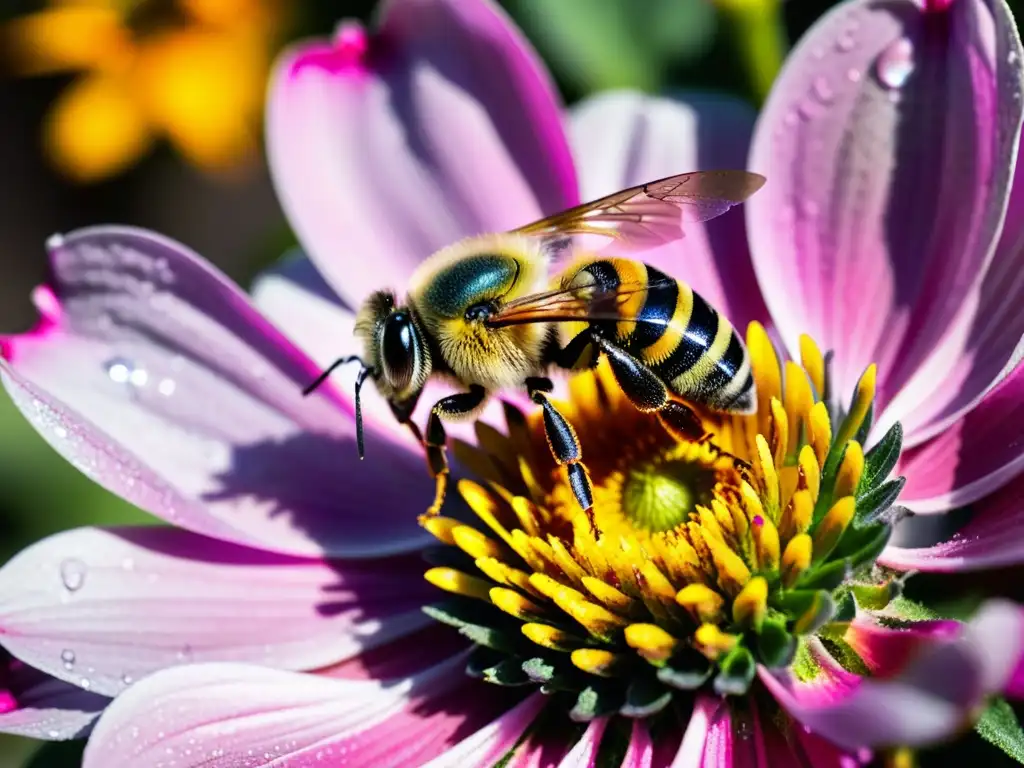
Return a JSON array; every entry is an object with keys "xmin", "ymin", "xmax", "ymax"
[{"xmin": 420, "ymin": 323, "xmax": 904, "ymax": 721}]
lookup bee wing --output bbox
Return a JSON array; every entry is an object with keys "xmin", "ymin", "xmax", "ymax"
[
  {"xmin": 513, "ymin": 170, "xmax": 765, "ymax": 252},
  {"xmin": 485, "ymin": 279, "xmax": 675, "ymax": 329}
]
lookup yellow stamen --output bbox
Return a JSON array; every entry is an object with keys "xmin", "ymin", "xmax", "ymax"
[
  {"xmin": 834, "ymin": 441, "xmax": 864, "ymax": 500},
  {"xmin": 581, "ymin": 576, "xmax": 635, "ymax": 615},
  {"xmin": 424, "ymin": 567, "xmax": 492, "ymax": 601},
  {"xmin": 753, "ymin": 434, "xmax": 781, "ymax": 522},
  {"xmin": 732, "ymin": 576, "xmax": 768, "ymax": 630},
  {"xmin": 748, "ymin": 322, "xmax": 782, "ymax": 421},
  {"xmin": 421, "ymin": 516, "xmax": 461, "ymax": 545},
  {"xmin": 537, "ymin": 578, "xmax": 628, "ymax": 640},
  {"xmin": 458, "ymin": 480, "xmax": 515, "ymax": 548},
  {"xmin": 522, "ymin": 623, "xmax": 583, "ymax": 651},
  {"xmin": 813, "ymin": 496, "xmax": 856, "ymax": 562},
  {"xmin": 797, "ymin": 444, "xmax": 821, "ymax": 503},
  {"xmin": 452, "ymin": 525, "xmax": 504, "ymax": 560},
  {"xmin": 490, "ymin": 587, "xmax": 545, "ymax": 621},
  {"xmin": 808, "ymin": 402, "xmax": 832, "ymax": 466},
  {"xmin": 751, "ymin": 514, "xmax": 780, "ymax": 572},
  {"xmin": 769, "ymin": 398, "xmax": 789, "ymax": 468},
  {"xmin": 835, "ymin": 365, "xmax": 877, "ymax": 449},
  {"xmin": 780, "ymin": 489, "xmax": 813, "ymax": 542},
  {"xmin": 701, "ymin": 530, "xmax": 752, "ymax": 595},
  {"xmin": 695, "ymin": 623, "xmax": 740, "ymax": 659},
  {"xmin": 625, "ymin": 623, "xmax": 679, "ymax": 665},
  {"xmin": 676, "ymin": 583, "xmax": 726, "ymax": 623},
  {"xmin": 476, "ymin": 557, "xmax": 542, "ymax": 598},
  {"xmin": 799, "ymin": 334, "xmax": 826, "ymax": 398},
  {"xmin": 782, "ymin": 534, "xmax": 812, "ymax": 587},
  {"xmin": 571, "ymin": 649, "xmax": 626, "ymax": 676},
  {"xmin": 783, "ymin": 361, "xmax": 814, "ymax": 456}
]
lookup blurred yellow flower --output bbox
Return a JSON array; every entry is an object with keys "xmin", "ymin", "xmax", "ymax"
[{"xmin": 3, "ymin": 0, "xmax": 286, "ymax": 182}]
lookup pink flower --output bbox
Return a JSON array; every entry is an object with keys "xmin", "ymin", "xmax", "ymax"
[{"xmin": 0, "ymin": 0, "xmax": 1023, "ymax": 764}]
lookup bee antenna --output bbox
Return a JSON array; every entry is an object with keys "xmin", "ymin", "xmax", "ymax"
[
  {"xmin": 354, "ymin": 365, "xmax": 370, "ymax": 460},
  {"xmin": 302, "ymin": 355, "xmax": 365, "ymax": 396}
]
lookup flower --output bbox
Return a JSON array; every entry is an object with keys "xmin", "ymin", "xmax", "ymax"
[
  {"xmin": 0, "ymin": 0, "xmax": 1024, "ymax": 765},
  {"xmin": 1, "ymin": 0, "xmax": 286, "ymax": 181}
]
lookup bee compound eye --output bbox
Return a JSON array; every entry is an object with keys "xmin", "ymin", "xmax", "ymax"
[{"xmin": 381, "ymin": 311, "xmax": 416, "ymax": 391}]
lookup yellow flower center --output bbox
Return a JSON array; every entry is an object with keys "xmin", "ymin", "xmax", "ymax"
[{"xmin": 421, "ymin": 322, "xmax": 900, "ymax": 718}]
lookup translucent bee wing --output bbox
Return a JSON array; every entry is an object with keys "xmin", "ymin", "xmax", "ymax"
[
  {"xmin": 513, "ymin": 170, "xmax": 765, "ymax": 252},
  {"xmin": 486, "ymin": 279, "xmax": 675, "ymax": 328}
]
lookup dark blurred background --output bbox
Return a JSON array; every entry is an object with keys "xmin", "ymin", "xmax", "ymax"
[{"xmin": 0, "ymin": 0, "xmax": 1019, "ymax": 765}]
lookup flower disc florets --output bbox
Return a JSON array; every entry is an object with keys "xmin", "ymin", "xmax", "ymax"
[{"xmin": 421, "ymin": 323, "xmax": 904, "ymax": 722}]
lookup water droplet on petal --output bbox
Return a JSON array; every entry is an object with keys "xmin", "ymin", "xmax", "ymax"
[
  {"xmin": 46, "ymin": 234, "xmax": 65, "ymax": 251},
  {"xmin": 811, "ymin": 76, "xmax": 834, "ymax": 104},
  {"xmin": 79, "ymin": 677, "xmax": 91, "ymax": 690},
  {"xmin": 836, "ymin": 33, "xmax": 856, "ymax": 52},
  {"xmin": 1009, "ymin": 50, "xmax": 1019, "ymax": 65},
  {"xmin": 847, "ymin": 68, "xmax": 863, "ymax": 83},
  {"xmin": 876, "ymin": 37, "xmax": 915, "ymax": 90},
  {"xmin": 61, "ymin": 649, "xmax": 75, "ymax": 670},
  {"xmin": 158, "ymin": 378, "xmax": 176, "ymax": 397},
  {"xmin": 121, "ymin": 673, "xmax": 134, "ymax": 685},
  {"xmin": 105, "ymin": 358, "xmax": 133, "ymax": 384},
  {"xmin": 59, "ymin": 558, "xmax": 86, "ymax": 591}
]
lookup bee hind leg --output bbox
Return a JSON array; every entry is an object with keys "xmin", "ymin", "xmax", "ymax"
[
  {"xmin": 595, "ymin": 337, "xmax": 708, "ymax": 441},
  {"xmin": 525, "ymin": 377, "xmax": 594, "ymax": 515},
  {"xmin": 421, "ymin": 385, "xmax": 488, "ymax": 520}
]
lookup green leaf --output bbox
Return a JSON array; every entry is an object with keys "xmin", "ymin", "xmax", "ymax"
[
  {"xmin": 855, "ymin": 478, "xmax": 906, "ymax": 526},
  {"xmin": 976, "ymin": 698, "xmax": 1024, "ymax": 763},
  {"xmin": 859, "ymin": 422, "xmax": 903, "ymax": 492}
]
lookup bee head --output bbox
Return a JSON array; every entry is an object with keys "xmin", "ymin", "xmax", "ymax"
[{"xmin": 355, "ymin": 290, "xmax": 431, "ymax": 404}]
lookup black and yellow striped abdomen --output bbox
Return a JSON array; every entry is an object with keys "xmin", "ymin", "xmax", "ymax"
[{"xmin": 558, "ymin": 257, "xmax": 756, "ymax": 414}]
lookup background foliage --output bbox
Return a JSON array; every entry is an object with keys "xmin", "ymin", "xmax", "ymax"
[{"xmin": 0, "ymin": 0, "xmax": 1021, "ymax": 765}]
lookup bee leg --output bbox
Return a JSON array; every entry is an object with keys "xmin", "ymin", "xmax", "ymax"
[
  {"xmin": 525, "ymin": 377, "xmax": 594, "ymax": 513},
  {"xmin": 553, "ymin": 331, "xmax": 598, "ymax": 370},
  {"xmin": 421, "ymin": 385, "xmax": 488, "ymax": 519},
  {"xmin": 595, "ymin": 338, "xmax": 708, "ymax": 441}
]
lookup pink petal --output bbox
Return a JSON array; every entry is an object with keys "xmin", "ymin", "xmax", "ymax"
[
  {"xmin": 554, "ymin": 718, "xmax": 608, "ymax": 768},
  {"xmin": 621, "ymin": 721, "xmax": 654, "ymax": 768},
  {"xmin": 844, "ymin": 617, "xmax": 962, "ymax": 678},
  {"xmin": 569, "ymin": 90, "xmax": 769, "ymax": 333},
  {"xmin": 880, "ymin": 480, "xmax": 1024, "ymax": 571},
  {"xmin": 0, "ymin": 653, "xmax": 107, "ymax": 740},
  {"xmin": 0, "ymin": 526, "xmax": 432, "ymax": 698},
  {"xmin": 882, "ymin": 128, "xmax": 1024, "ymax": 445},
  {"xmin": 897, "ymin": 359, "xmax": 1024, "ymax": 513},
  {"xmin": 317, "ymin": 624, "xmax": 470, "ymax": 681},
  {"xmin": 962, "ymin": 599, "xmax": 1024, "ymax": 694},
  {"xmin": 1, "ymin": 227, "xmax": 432, "ymax": 558},
  {"xmin": 747, "ymin": 0, "xmax": 1024, "ymax": 408},
  {"xmin": 82, "ymin": 655, "xmax": 522, "ymax": 767},
  {"xmin": 760, "ymin": 634, "xmax": 989, "ymax": 749},
  {"xmin": 421, "ymin": 694, "xmax": 547, "ymax": 767},
  {"xmin": 266, "ymin": 0, "xmax": 577, "ymax": 309},
  {"xmin": 670, "ymin": 694, "xmax": 722, "ymax": 767}
]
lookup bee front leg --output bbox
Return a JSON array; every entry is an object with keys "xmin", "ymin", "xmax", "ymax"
[
  {"xmin": 525, "ymin": 377, "xmax": 593, "ymax": 513},
  {"xmin": 421, "ymin": 384, "xmax": 488, "ymax": 520},
  {"xmin": 595, "ymin": 337, "xmax": 706, "ymax": 442}
]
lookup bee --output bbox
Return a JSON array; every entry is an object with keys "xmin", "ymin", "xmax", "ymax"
[{"xmin": 304, "ymin": 171, "xmax": 766, "ymax": 518}]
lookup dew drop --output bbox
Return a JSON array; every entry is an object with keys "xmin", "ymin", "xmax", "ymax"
[
  {"xmin": 875, "ymin": 37, "xmax": 915, "ymax": 90},
  {"xmin": 847, "ymin": 68, "xmax": 863, "ymax": 83},
  {"xmin": 158, "ymin": 378, "xmax": 177, "ymax": 397},
  {"xmin": 177, "ymin": 644, "xmax": 194, "ymax": 662},
  {"xmin": 61, "ymin": 649, "xmax": 75, "ymax": 670},
  {"xmin": 105, "ymin": 358, "xmax": 133, "ymax": 385},
  {"xmin": 1010, "ymin": 50, "xmax": 1019, "ymax": 65},
  {"xmin": 811, "ymin": 76, "xmax": 834, "ymax": 104},
  {"xmin": 47, "ymin": 730, "xmax": 60, "ymax": 739},
  {"xmin": 122, "ymin": 673, "xmax": 134, "ymax": 686},
  {"xmin": 45, "ymin": 233, "xmax": 65, "ymax": 251},
  {"xmin": 59, "ymin": 558, "xmax": 86, "ymax": 591},
  {"xmin": 836, "ymin": 33, "xmax": 856, "ymax": 52},
  {"xmin": 80, "ymin": 677, "xmax": 91, "ymax": 690}
]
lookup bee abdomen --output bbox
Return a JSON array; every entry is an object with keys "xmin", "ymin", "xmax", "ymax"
[{"xmin": 634, "ymin": 275, "xmax": 754, "ymax": 415}]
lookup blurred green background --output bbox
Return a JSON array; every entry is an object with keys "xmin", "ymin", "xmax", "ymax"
[{"xmin": 0, "ymin": 0, "xmax": 1021, "ymax": 765}]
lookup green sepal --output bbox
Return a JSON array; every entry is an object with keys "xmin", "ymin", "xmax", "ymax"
[
  {"xmin": 855, "ymin": 477, "xmax": 906, "ymax": 526},
  {"xmin": 713, "ymin": 646, "xmax": 756, "ymax": 696},
  {"xmin": 776, "ymin": 590, "xmax": 836, "ymax": 635},
  {"xmin": 832, "ymin": 589, "xmax": 856, "ymax": 622},
  {"xmin": 858, "ymin": 421, "xmax": 903, "ymax": 493},
  {"xmin": 656, "ymin": 649, "xmax": 712, "ymax": 690},
  {"xmin": 796, "ymin": 558, "xmax": 849, "ymax": 590},
  {"xmin": 620, "ymin": 676, "xmax": 673, "ymax": 719},
  {"xmin": 570, "ymin": 682, "xmax": 624, "ymax": 722},
  {"xmin": 756, "ymin": 615, "xmax": 796, "ymax": 668},
  {"xmin": 812, "ymin": 441, "xmax": 848, "ymax": 527},
  {"xmin": 522, "ymin": 656, "xmax": 582, "ymax": 692},
  {"xmin": 422, "ymin": 598, "xmax": 509, "ymax": 631},
  {"xmin": 459, "ymin": 623, "xmax": 522, "ymax": 653},
  {"xmin": 466, "ymin": 649, "xmax": 533, "ymax": 686},
  {"xmin": 850, "ymin": 581, "xmax": 899, "ymax": 611},
  {"xmin": 833, "ymin": 521, "xmax": 891, "ymax": 568},
  {"xmin": 975, "ymin": 697, "xmax": 1024, "ymax": 763}
]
